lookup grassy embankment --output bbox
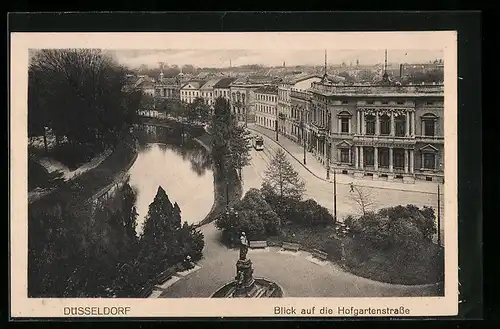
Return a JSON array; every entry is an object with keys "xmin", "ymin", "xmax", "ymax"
[
  {"xmin": 29, "ymin": 134, "xmax": 138, "ymax": 212},
  {"xmin": 195, "ymin": 132, "xmax": 243, "ymax": 227}
]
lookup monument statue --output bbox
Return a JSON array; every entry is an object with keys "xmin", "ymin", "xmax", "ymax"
[
  {"xmin": 211, "ymin": 231, "xmax": 283, "ymax": 298},
  {"xmin": 239, "ymin": 232, "xmax": 249, "ymax": 260}
]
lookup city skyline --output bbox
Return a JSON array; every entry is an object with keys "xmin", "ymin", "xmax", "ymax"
[{"xmin": 108, "ymin": 49, "xmax": 443, "ymax": 70}]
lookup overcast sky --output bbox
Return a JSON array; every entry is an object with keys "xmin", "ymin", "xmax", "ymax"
[{"xmin": 108, "ymin": 49, "xmax": 443, "ymax": 69}]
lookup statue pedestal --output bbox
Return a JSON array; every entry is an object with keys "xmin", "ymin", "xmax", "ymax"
[{"xmin": 233, "ymin": 258, "xmax": 257, "ymax": 297}]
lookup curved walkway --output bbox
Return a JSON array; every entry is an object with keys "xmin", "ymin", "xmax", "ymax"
[
  {"xmin": 29, "ymin": 136, "xmax": 139, "ymax": 209},
  {"xmin": 28, "ymin": 149, "xmax": 113, "ymax": 204},
  {"xmin": 159, "ymin": 222, "xmax": 441, "ymax": 298}
]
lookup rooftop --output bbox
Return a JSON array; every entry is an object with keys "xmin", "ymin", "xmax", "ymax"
[
  {"xmin": 213, "ymin": 77, "xmax": 237, "ymax": 88},
  {"xmin": 200, "ymin": 78, "xmax": 223, "ymax": 90},
  {"xmin": 180, "ymin": 80, "xmax": 207, "ymax": 89},
  {"xmin": 231, "ymin": 75, "xmax": 277, "ymax": 86},
  {"xmin": 254, "ymin": 85, "xmax": 278, "ymax": 95},
  {"xmin": 310, "ymin": 82, "xmax": 444, "ymax": 97},
  {"xmin": 156, "ymin": 77, "xmax": 180, "ymax": 86},
  {"xmin": 280, "ymin": 72, "xmax": 314, "ymax": 83}
]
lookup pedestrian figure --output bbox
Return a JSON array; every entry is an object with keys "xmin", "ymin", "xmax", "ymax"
[{"xmin": 349, "ymin": 182, "xmax": 354, "ymax": 193}]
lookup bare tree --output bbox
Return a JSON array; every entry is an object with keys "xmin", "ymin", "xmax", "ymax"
[{"xmin": 348, "ymin": 184, "xmax": 376, "ymax": 216}]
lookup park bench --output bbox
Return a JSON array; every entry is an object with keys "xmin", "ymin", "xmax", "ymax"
[
  {"xmin": 249, "ymin": 240, "xmax": 268, "ymax": 249},
  {"xmin": 156, "ymin": 267, "xmax": 177, "ymax": 285},
  {"xmin": 281, "ymin": 242, "xmax": 301, "ymax": 253},
  {"xmin": 312, "ymin": 249, "xmax": 328, "ymax": 261}
]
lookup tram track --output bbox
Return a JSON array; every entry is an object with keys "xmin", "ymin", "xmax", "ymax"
[{"xmin": 249, "ymin": 139, "xmax": 333, "ymax": 196}]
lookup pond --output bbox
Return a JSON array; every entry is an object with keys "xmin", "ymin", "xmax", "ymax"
[{"xmin": 129, "ymin": 124, "xmax": 214, "ymax": 235}]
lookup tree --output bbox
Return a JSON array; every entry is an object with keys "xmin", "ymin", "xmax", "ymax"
[
  {"xmin": 262, "ymin": 148, "xmax": 305, "ymax": 200},
  {"xmin": 181, "ymin": 64, "xmax": 196, "ymax": 75},
  {"xmin": 358, "ymin": 70, "xmax": 376, "ymax": 83},
  {"xmin": 139, "ymin": 186, "xmax": 204, "ymax": 276},
  {"xmin": 337, "ymin": 71, "xmax": 355, "ymax": 84},
  {"xmin": 408, "ymin": 69, "xmax": 444, "ymax": 84},
  {"xmin": 215, "ymin": 207, "xmax": 266, "ymax": 244},
  {"xmin": 28, "ymin": 49, "xmax": 134, "ymax": 151},
  {"xmin": 177, "ymin": 222, "xmax": 205, "ymax": 260},
  {"xmin": 140, "ymin": 186, "xmax": 181, "ymax": 272},
  {"xmin": 118, "ymin": 181, "xmax": 139, "ymax": 244},
  {"xmin": 378, "ymin": 204, "xmax": 437, "ymax": 241},
  {"xmin": 211, "ymin": 97, "xmax": 232, "ymax": 176},
  {"xmin": 296, "ymin": 199, "xmax": 334, "ymax": 226},
  {"xmin": 186, "ymin": 97, "xmax": 211, "ymax": 125},
  {"xmin": 348, "ymin": 204, "xmax": 437, "ymax": 255},
  {"xmin": 228, "ymin": 123, "xmax": 252, "ymax": 179},
  {"xmin": 348, "ymin": 185, "xmax": 376, "ymax": 216},
  {"xmin": 140, "ymin": 93, "xmax": 156, "ymax": 111},
  {"xmin": 235, "ymin": 188, "xmax": 280, "ymax": 235},
  {"xmin": 28, "ymin": 67, "xmax": 49, "ymax": 154}
]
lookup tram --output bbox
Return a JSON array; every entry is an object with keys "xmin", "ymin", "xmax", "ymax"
[{"xmin": 253, "ymin": 136, "xmax": 264, "ymax": 151}]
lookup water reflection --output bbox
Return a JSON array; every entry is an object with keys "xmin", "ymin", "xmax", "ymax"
[{"xmin": 129, "ymin": 124, "xmax": 214, "ymax": 235}]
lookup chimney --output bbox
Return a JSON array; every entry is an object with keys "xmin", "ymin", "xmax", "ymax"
[{"xmin": 159, "ymin": 61, "xmax": 164, "ymax": 83}]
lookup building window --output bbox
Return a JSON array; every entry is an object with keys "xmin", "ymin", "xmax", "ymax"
[
  {"xmin": 423, "ymin": 153, "xmax": 436, "ymax": 169},
  {"xmin": 342, "ymin": 100, "xmax": 348, "ymax": 105},
  {"xmin": 379, "ymin": 148, "xmax": 389, "ymax": 167},
  {"xmin": 424, "ymin": 120, "xmax": 435, "ymax": 136},
  {"xmin": 380, "ymin": 114, "xmax": 391, "ymax": 135},
  {"xmin": 364, "ymin": 147, "xmax": 374, "ymax": 166},
  {"xmin": 393, "ymin": 149, "xmax": 405, "ymax": 168},
  {"xmin": 341, "ymin": 118, "xmax": 349, "ymax": 133},
  {"xmin": 395, "ymin": 115, "xmax": 406, "ymax": 137},
  {"xmin": 365, "ymin": 115, "xmax": 376, "ymax": 135}
]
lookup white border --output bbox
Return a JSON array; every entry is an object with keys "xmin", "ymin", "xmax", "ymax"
[{"xmin": 10, "ymin": 31, "xmax": 458, "ymax": 318}]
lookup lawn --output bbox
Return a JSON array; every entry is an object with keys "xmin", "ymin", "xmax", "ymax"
[
  {"xmin": 269, "ymin": 224, "xmax": 444, "ymax": 286},
  {"xmin": 28, "ymin": 157, "xmax": 65, "ymax": 191},
  {"xmin": 29, "ymin": 134, "xmax": 137, "ymax": 213}
]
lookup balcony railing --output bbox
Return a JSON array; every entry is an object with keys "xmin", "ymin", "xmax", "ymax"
[
  {"xmin": 290, "ymin": 89, "xmax": 312, "ymax": 100},
  {"xmin": 416, "ymin": 135, "xmax": 445, "ymax": 143},
  {"xmin": 310, "ymin": 83, "xmax": 444, "ymax": 96},
  {"xmin": 353, "ymin": 134, "xmax": 416, "ymax": 144}
]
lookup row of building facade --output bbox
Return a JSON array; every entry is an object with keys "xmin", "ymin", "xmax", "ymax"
[
  {"xmin": 145, "ymin": 75, "xmax": 282, "ymax": 125},
  {"xmin": 137, "ymin": 69, "xmax": 445, "ymax": 183}
]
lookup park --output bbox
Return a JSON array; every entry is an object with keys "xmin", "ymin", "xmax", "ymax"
[{"xmin": 27, "ymin": 49, "xmax": 444, "ymax": 299}]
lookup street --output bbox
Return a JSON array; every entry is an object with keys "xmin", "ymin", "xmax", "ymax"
[
  {"xmin": 242, "ymin": 125, "xmax": 445, "ymax": 245},
  {"xmin": 243, "ymin": 129, "xmax": 442, "ymax": 220}
]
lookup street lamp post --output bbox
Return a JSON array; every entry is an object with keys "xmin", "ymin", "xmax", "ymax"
[
  {"xmin": 335, "ymin": 223, "xmax": 350, "ymax": 268},
  {"xmin": 275, "ymin": 119, "xmax": 279, "ymax": 141},
  {"xmin": 244, "ymin": 102, "xmax": 248, "ymax": 128},
  {"xmin": 326, "ymin": 117, "xmax": 331, "ymax": 180},
  {"xmin": 300, "ymin": 115, "xmax": 306, "ymax": 165},
  {"xmin": 326, "ymin": 135, "xmax": 331, "ymax": 180},
  {"xmin": 437, "ymin": 184, "xmax": 441, "ymax": 246},
  {"xmin": 333, "ymin": 169, "xmax": 337, "ymax": 223}
]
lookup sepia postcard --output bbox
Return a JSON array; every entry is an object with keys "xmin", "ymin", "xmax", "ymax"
[{"xmin": 10, "ymin": 31, "xmax": 458, "ymax": 318}]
